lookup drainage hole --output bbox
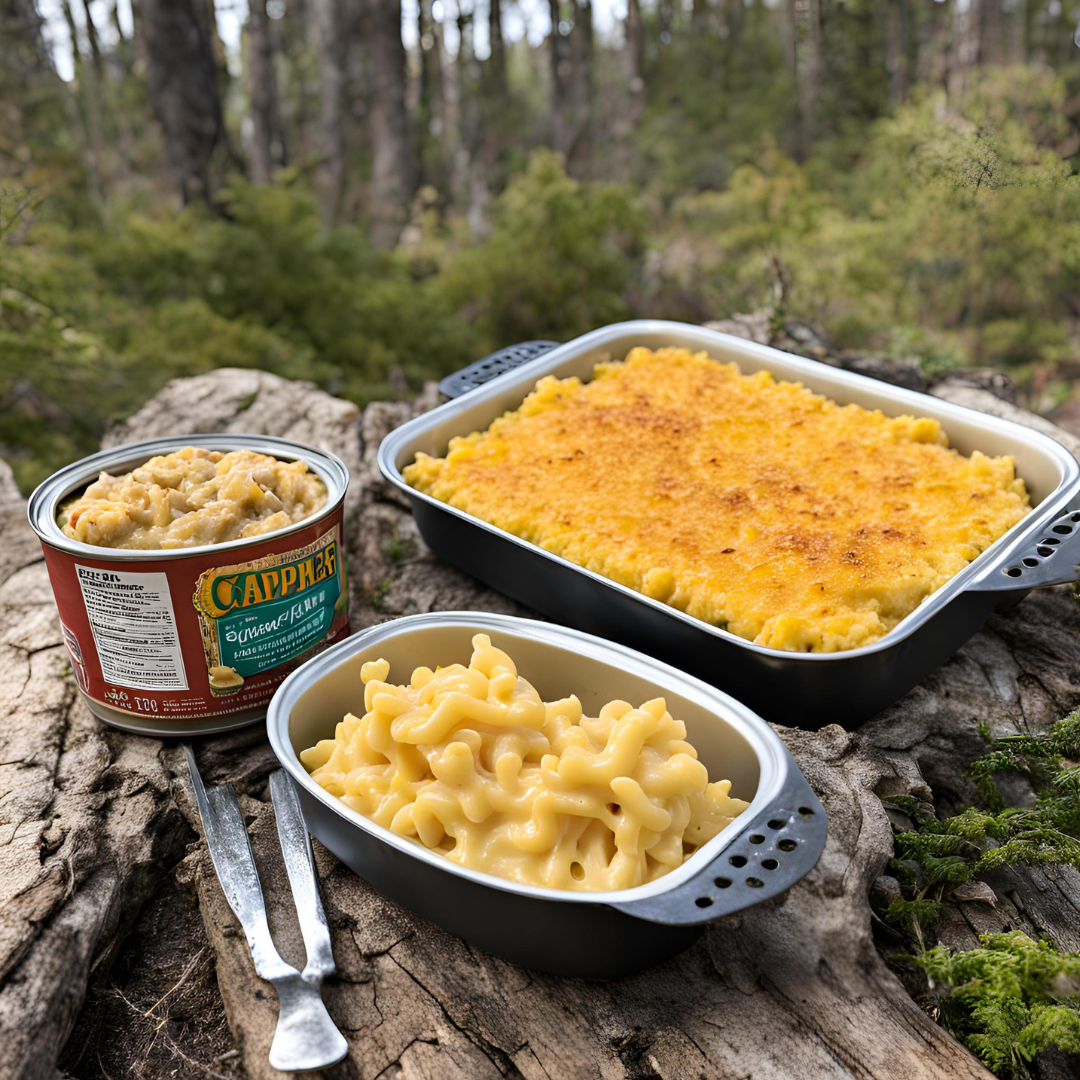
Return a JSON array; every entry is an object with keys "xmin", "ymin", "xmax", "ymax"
[
  {"xmin": 1041, "ymin": 537, "xmax": 1060, "ymax": 545},
  {"xmin": 1005, "ymin": 567, "xmax": 1023, "ymax": 577},
  {"xmin": 767, "ymin": 818, "xmax": 786, "ymax": 830},
  {"xmin": 570, "ymin": 862, "xmax": 585, "ymax": 881},
  {"xmin": 798, "ymin": 806, "xmax": 815, "ymax": 816},
  {"xmin": 1053, "ymin": 524, "xmax": 1073, "ymax": 535},
  {"xmin": 729, "ymin": 854, "xmax": 748, "ymax": 868},
  {"xmin": 695, "ymin": 896, "xmax": 714, "ymax": 908},
  {"xmin": 762, "ymin": 858, "xmax": 779, "ymax": 870},
  {"xmin": 746, "ymin": 877, "xmax": 764, "ymax": 888},
  {"xmin": 748, "ymin": 833, "xmax": 765, "ymax": 844},
  {"xmin": 1023, "ymin": 557, "xmax": 1040, "ymax": 567},
  {"xmin": 1037, "ymin": 547, "xmax": 1054, "ymax": 557},
  {"xmin": 1073, "ymin": 512, "xmax": 1080, "ymax": 522},
  {"xmin": 778, "ymin": 838, "xmax": 798, "ymax": 851},
  {"xmin": 714, "ymin": 877, "xmax": 732, "ymax": 889}
]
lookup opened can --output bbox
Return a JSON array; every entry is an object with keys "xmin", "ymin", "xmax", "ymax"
[{"xmin": 28, "ymin": 435, "xmax": 351, "ymax": 736}]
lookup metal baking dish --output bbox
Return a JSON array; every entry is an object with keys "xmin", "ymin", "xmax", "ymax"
[
  {"xmin": 379, "ymin": 320, "xmax": 1080, "ymax": 727},
  {"xmin": 267, "ymin": 612, "xmax": 826, "ymax": 978}
]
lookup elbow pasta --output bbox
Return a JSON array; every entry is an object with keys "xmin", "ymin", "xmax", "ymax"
[{"xmin": 301, "ymin": 634, "xmax": 749, "ymax": 892}]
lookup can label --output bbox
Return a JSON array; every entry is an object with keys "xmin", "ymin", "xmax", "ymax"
[
  {"xmin": 76, "ymin": 566, "xmax": 189, "ymax": 690},
  {"xmin": 193, "ymin": 532, "xmax": 342, "ymax": 696},
  {"xmin": 41, "ymin": 508, "xmax": 349, "ymax": 723}
]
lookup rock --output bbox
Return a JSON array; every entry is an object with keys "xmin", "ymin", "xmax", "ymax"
[
  {"xmin": 829, "ymin": 352, "xmax": 929, "ymax": 392},
  {"xmin": 951, "ymin": 881, "xmax": 998, "ymax": 906},
  {"xmin": 931, "ymin": 382, "xmax": 1080, "ymax": 462},
  {"xmin": 937, "ymin": 369, "xmax": 1020, "ymax": 405}
]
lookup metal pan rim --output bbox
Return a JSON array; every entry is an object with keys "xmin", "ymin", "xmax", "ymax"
[
  {"xmin": 377, "ymin": 318, "xmax": 1080, "ymax": 663},
  {"xmin": 27, "ymin": 434, "xmax": 350, "ymax": 562}
]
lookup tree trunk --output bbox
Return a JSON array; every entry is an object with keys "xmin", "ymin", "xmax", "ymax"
[
  {"xmin": 368, "ymin": 0, "xmax": 414, "ymax": 248},
  {"xmin": 60, "ymin": 0, "xmax": 105, "ymax": 201},
  {"xmin": 487, "ymin": 0, "xmax": 506, "ymax": 97},
  {"xmin": 885, "ymin": 0, "xmax": 906, "ymax": 105},
  {"xmin": 548, "ymin": 0, "xmax": 592, "ymax": 167},
  {"xmin": 246, "ymin": 0, "xmax": 281, "ymax": 184},
  {"xmin": 623, "ymin": 0, "xmax": 645, "ymax": 127},
  {"xmin": 417, "ymin": 0, "xmax": 448, "ymax": 193},
  {"xmin": 76, "ymin": 0, "xmax": 104, "ymax": 81},
  {"xmin": 790, "ymin": 0, "xmax": 821, "ymax": 160},
  {"xmin": 567, "ymin": 0, "xmax": 593, "ymax": 172},
  {"xmin": 976, "ymin": 0, "xmax": 1003, "ymax": 65},
  {"xmin": 548, "ymin": 0, "xmax": 572, "ymax": 153},
  {"xmin": 310, "ymin": 0, "xmax": 346, "ymax": 225},
  {"xmin": 108, "ymin": 0, "xmax": 131, "ymax": 75},
  {"xmin": 140, "ymin": 0, "xmax": 228, "ymax": 203}
]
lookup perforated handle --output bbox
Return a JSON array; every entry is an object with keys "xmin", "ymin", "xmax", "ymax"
[
  {"xmin": 608, "ymin": 769, "xmax": 827, "ymax": 926},
  {"xmin": 973, "ymin": 506, "xmax": 1080, "ymax": 592},
  {"xmin": 438, "ymin": 341, "xmax": 560, "ymax": 399}
]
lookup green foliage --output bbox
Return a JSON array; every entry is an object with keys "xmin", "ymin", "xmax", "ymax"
[
  {"xmin": 970, "ymin": 710, "xmax": 1080, "ymax": 811},
  {"xmin": 883, "ymin": 897, "xmax": 942, "ymax": 931},
  {"xmin": 876, "ymin": 708, "xmax": 1080, "ymax": 1045},
  {"xmin": 435, "ymin": 151, "xmax": 645, "ymax": 351},
  {"xmin": 644, "ymin": 67, "xmax": 1080, "ymax": 366},
  {"xmin": 883, "ymin": 712, "xmax": 1080, "ymax": 897},
  {"xmin": 907, "ymin": 933, "xmax": 1080, "ymax": 1078},
  {"xmin": 5, "ymin": 65, "xmax": 1080, "ymax": 493},
  {"xmin": 876, "ymin": 713, "xmax": 1080, "ymax": 1074}
]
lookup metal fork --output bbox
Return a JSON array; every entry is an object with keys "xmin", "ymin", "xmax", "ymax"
[{"xmin": 183, "ymin": 745, "xmax": 349, "ymax": 1072}]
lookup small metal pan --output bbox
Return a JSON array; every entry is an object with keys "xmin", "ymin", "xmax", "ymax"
[
  {"xmin": 378, "ymin": 321, "xmax": 1080, "ymax": 726},
  {"xmin": 267, "ymin": 612, "xmax": 826, "ymax": 978}
]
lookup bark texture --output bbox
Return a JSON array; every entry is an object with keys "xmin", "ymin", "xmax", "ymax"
[
  {"xmin": 2, "ymin": 352, "xmax": 1080, "ymax": 1079},
  {"xmin": 246, "ymin": 0, "xmax": 282, "ymax": 184},
  {"xmin": 368, "ymin": 0, "xmax": 414, "ymax": 249},
  {"xmin": 140, "ymin": 0, "xmax": 228, "ymax": 202},
  {"xmin": 311, "ymin": 0, "xmax": 347, "ymax": 225}
]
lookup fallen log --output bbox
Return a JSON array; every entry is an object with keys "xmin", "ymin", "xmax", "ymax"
[{"xmin": 1, "ymin": 363, "xmax": 1078, "ymax": 1079}]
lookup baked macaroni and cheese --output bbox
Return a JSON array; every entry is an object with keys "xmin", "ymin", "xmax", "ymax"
[
  {"xmin": 405, "ymin": 347, "xmax": 1031, "ymax": 653},
  {"xmin": 301, "ymin": 634, "xmax": 749, "ymax": 892},
  {"xmin": 59, "ymin": 446, "xmax": 327, "ymax": 550}
]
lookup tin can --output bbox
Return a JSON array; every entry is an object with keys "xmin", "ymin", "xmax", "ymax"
[{"xmin": 28, "ymin": 435, "xmax": 351, "ymax": 736}]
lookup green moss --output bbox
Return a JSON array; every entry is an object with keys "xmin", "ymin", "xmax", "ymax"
[
  {"xmin": 877, "ymin": 711, "xmax": 1080, "ymax": 1076},
  {"xmin": 905, "ymin": 933, "xmax": 1080, "ymax": 1078}
]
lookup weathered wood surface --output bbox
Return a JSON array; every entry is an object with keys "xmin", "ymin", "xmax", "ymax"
[{"xmin": 1, "ymin": 361, "xmax": 1079, "ymax": 1080}]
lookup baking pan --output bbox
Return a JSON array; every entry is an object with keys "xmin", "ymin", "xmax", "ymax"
[
  {"xmin": 267, "ymin": 612, "xmax": 826, "ymax": 978},
  {"xmin": 379, "ymin": 321, "xmax": 1080, "ymax": 728}
]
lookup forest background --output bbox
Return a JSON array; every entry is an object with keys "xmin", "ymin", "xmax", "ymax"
[{"xmin": 2, "ymin": 0, "xmax": 1079, "ymax": 494}]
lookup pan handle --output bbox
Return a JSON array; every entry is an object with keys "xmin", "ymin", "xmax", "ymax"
[
  {"xmin": 971, "ymin": 506, "xmax": 1080, "ymax": 592},
  {"xmin": 438, "ymin": 341, "xmax": 560, "ymax": 400},
  {"xmin": 607, "ymin": 767, "xmax": 827, "ymax": 926}
]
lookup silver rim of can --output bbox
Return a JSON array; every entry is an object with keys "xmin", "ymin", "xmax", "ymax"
[{"xmin": 26, "ymin": 434, "xmax": 350, "ymax": 561}]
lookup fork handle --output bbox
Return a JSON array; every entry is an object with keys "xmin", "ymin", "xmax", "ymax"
[
  {"xmin": 184, "ymin": 745, "xmax": 295, "ymax": 982},
  {"xmin": 270, "ymin": 769, "xmax": 337, "ymax": 980}
]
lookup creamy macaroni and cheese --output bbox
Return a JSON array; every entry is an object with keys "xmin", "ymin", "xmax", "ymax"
[
  {"xmin": 301, "ymin": 634, "xmax": 749, "ymax": 892},
  {"xmin": 405, "ymin": 347, "xmax": 1031, "ymax": 652},
  {"xmin": 59, "ymin": 446, "xmax": 327, "ymax": 550}
]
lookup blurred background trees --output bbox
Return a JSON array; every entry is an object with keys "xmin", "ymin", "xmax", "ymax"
[{"xmin": 1, "ymin": 0, "xmax": 1079, "ymax": 491}]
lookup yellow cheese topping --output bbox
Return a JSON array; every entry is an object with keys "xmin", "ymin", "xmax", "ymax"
[
  {"xmin": 301, "ymin": 633, "xmax": 749, "ymax": 892},
  {"xmin": 405, "ymin": 347, "xmax": 1032, "ymax": 653},
  {"xmin": 59, "ymin": 446, "xmax": 327, "ymax": 550}
]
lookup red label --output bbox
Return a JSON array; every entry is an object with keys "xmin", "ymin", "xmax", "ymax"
[{"xmin": 41, "ymin": 506, "xmax": 350, "ymax": 722}]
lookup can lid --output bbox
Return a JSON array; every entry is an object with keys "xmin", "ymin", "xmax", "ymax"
[{"xmin": 27, "ymin": 434, "xmax": 350, "ymax": 560}]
